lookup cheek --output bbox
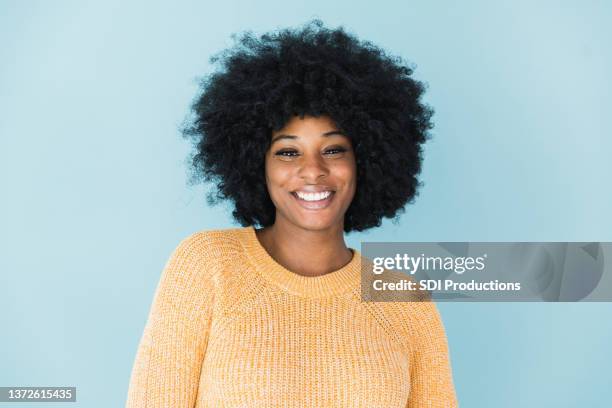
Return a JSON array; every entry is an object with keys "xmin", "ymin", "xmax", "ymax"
[
  {"xmin": 333, "ymin": 160, "xmax": 357, "ymax": 189},
  {"xmin": 265, "ymin": 159, "xmax": 292, "ymax": 192}
]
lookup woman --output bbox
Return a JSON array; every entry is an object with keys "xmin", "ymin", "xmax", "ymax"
[{"xmin": 126, "ymin": 19, "xmax": 458, "ymax": 407}]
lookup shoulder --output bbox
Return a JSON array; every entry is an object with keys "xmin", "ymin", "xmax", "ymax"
[
  {"xmin": 363, "ymin": 296, "xmax": 447, "ymax": 355},
  {"xmin": 171, "ymin": 226, "xmax": 247, "ymax": 262},
  {"xmin": 386, "ymin": 300, "xmax": 450, "ymax": 361},
  {"xmin": 157, "ymin": 227, "xmax": 248, "ymax": 294},
  {"xmin": 160, "ymin": 227, "xmax": 247, "ymax": 282}
]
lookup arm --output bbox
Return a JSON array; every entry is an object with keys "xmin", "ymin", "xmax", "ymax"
[
  {"xmin": 405, "ymin": 301, "xmax": 458, "ymax": 408},
  {"xmin": 126, "ymin": 232, "xmax": 216, "ymax": 408}
]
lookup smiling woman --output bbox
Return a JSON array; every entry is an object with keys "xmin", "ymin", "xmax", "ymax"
[
  {"xmin": 272, "ymin": 123, "xmax": 351, "ymax": 211},
  {"xmin": 126, "ymin": 18, "xmax": 458, "ymax": 407},
  {"xmin": 257, "ymin": 114, "xmax": 357, "ymax": 277}
]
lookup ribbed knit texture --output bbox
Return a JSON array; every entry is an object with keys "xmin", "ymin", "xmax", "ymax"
[{"xmin": 125, "ymin": 226, "xmax": 458, "ymax": 407}]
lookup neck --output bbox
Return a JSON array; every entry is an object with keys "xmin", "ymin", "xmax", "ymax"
[{"xmin": 255, "ymin": 218, "xmax": 353, "ymax": 277}]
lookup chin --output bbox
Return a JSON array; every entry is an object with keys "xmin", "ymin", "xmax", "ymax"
[{"xmin": 291, "ymin": 215, "xmax": 343, "ymax": 232}]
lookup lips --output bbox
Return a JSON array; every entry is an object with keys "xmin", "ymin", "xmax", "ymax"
[
  {"xmin": 291, "ymin": 190, "xmax": 335, "ymax": 210},
  {"xmin": 294, "ymin": 190, "xmax": 332, "ymax": 201}
]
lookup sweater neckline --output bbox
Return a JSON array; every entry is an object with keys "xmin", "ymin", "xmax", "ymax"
[{"xmin": 238, "ymin": 225, "xmax": 361, "ymax": 298}]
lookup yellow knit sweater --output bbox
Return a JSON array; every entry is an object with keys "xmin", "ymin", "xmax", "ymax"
[{"xmin": 126, "ymin": 226, "xmax": 458, "ymax": 407}]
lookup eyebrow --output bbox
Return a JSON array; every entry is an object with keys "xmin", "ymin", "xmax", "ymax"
[{"xmin": 270, "ymin": 130, "xmax": 346, "ymax": 144}]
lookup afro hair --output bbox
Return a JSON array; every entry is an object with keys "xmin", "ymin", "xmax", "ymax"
[{"xmin": 182, "ymin": 19, "xmax": 434, "ymax": 233}]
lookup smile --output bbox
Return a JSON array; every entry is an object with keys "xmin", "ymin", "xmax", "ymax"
[{"xmin": 291, "ymin": 190, "xmax": 335, "ymax": 210}]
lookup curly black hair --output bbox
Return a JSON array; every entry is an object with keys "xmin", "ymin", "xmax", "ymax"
[{"xmin": 182, "ymin": 19, "xmax": 434, "ymax": 233}]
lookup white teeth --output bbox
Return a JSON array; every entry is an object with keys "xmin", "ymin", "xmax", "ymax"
[{"xmin": 295, "ymin": 191, "xmax": 332, "ymax": 201}]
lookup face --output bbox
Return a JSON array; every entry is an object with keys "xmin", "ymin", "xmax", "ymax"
[{"xmin": 264, "ymin": 114, "xmax": 357, "ymax": 232}]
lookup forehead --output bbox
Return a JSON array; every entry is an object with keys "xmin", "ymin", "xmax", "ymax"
[{"xmin": 272, "ymin": 115, "xmax": 340, "ymax": 136}]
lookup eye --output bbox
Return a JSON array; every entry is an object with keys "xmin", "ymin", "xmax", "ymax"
[
  {"xmin": 274, "ymin": 149, "xmax": 299, "ymax": 158},
  {"xmin": 324, "ymin": 146, "xmax": 348, "ymax": 155}
]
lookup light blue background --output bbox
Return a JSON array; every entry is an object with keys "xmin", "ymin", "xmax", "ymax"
[{"xmin": 1, "ymin": 1, "xmax": 611, "ymax": 406}]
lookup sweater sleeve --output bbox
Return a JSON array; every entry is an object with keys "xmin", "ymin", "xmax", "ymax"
[
  {"xmin": 404, "ymin": 301, "xmax": 458, "ymax": 408},
  {"xmin": 125, "ymin": 232, "xmax": 216, "ymax": 408}
]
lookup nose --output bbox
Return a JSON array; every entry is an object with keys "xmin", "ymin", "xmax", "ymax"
[{"xmin": 298, "ymin": 153, "xmax": 329, "ymax": 182}]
